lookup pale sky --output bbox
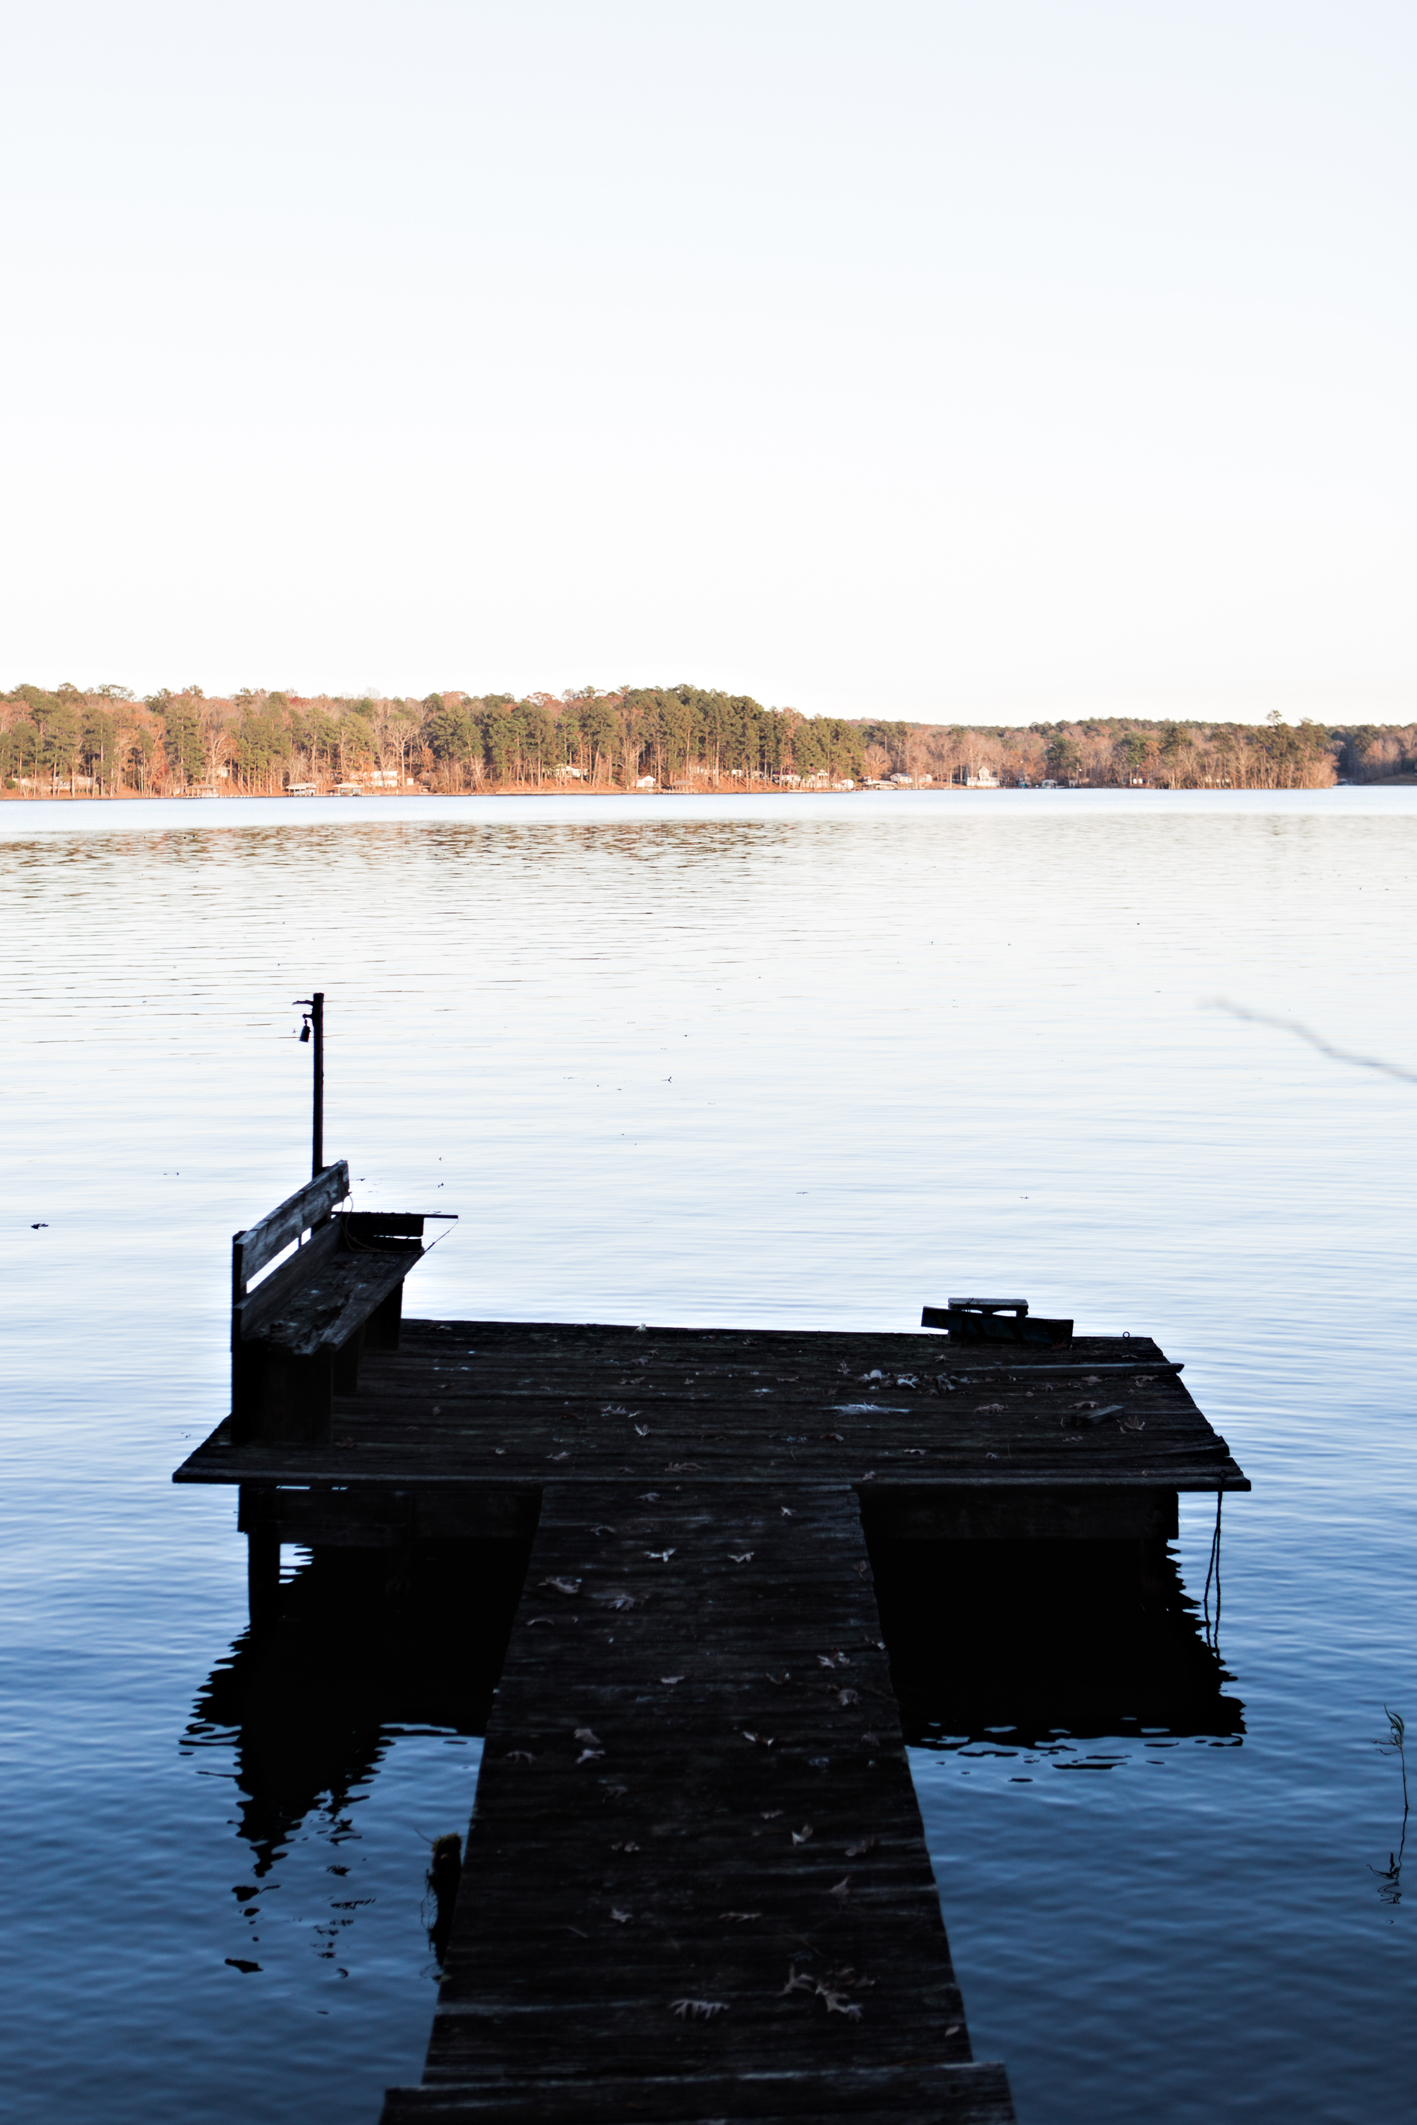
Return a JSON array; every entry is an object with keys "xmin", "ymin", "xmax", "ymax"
[{"xmin": 2, "ymin": 1, "xmax": 1412, "ymax": 720}]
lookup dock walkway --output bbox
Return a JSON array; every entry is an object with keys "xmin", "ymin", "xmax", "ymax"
[{"xmin": 177, "ymin": 1317, "xmax": 1248, "ymax": 2122}]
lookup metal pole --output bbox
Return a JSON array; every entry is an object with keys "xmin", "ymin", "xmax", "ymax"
[{"xmin": 311, "ymin": 991, "xmax": 324, "ymax": 1176}]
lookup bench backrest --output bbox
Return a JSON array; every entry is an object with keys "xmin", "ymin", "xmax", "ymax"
[{"xmin": 232, "ymin": 1161, "xmax": 351, "ymax": 1312}]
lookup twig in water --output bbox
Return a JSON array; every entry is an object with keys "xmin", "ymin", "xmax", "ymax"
[
  {"xmin": 1371, "ymin": 1707, "xmax": 1408, "ymax": 1904},
  {"xmin": 1209, "ymin": 1000, "xmax": 1417, "ymax": 1085}
]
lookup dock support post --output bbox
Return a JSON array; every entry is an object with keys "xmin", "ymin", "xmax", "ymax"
[
  {"xmin": 246, "ymin": 1529, "xmax": 280, "ymax": 1629},
  {"xmin": 239, "ymin": 1484, "xmax": 281, "ymax": 1629}
]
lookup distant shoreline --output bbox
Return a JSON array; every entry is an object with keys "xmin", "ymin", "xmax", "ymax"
[
  {"xmin": 6, "ymin": 779, "xmax": 1412, "ymax": 806},
  {"xmin": 5, "ymin": 683, "xmax": 1398, "ymax": 796},
  {"xmin": 3, "ymin": 780, "xmax": 1370, "ymax": 802}
]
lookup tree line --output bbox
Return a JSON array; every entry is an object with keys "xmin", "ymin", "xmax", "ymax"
[
  {"xmin": 860, "ymin": 712, "xmax": 1364, "ymax": 791},
  {"xmin": 1, "ymin": 681, "xmax": 1409, "ymax": 795}
]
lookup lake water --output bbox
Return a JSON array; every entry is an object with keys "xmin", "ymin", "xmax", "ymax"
[{"xmin": 2, "ymin": 789, "xmax": 1414, "ymax": 2124}]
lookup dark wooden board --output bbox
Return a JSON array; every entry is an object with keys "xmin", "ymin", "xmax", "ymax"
[
  {"xmin": 235, "ymin": 1161, "xmax": 350, "ymax": 1284},
  {"xmin": 382, "ymin": 2064, "xmax": 1014, "ymax": 2122},
  {"xmin": 178, "ymin": 1320, "xmax": 1248, "ymax": 1497},
  {"xmin": 380, "ymin": 1484, "xmax": 1015, "ymax": 2123},
  {"xmin": 921, "ymin": 1308, "xmax": 1073, "ymax": 1347}
]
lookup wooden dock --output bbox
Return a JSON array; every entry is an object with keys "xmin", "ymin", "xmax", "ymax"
[{"xmin": 177, "ymin": 1311, "xmax": 1247, "ymax": 2123}]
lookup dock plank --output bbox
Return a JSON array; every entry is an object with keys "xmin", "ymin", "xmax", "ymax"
[{"xmin": 381, "ymin": 1483, "xmax": 1015, "ymax": 2123}]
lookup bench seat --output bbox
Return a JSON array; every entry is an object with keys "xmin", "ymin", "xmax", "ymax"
[{"xmin": 251, "ymin": 1228, "xmax": 419, "ymax": 1359}]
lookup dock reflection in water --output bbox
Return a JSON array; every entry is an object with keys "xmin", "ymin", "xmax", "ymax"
[
  {"xmin": 185, "ymin": 1537, "xmax": 531, "ymax": 1889},
  {"xmin": 869, "ymin": 1533, "xmax": 1242, "ymax": 1748},
  {"xmin": 186, "ymin": 1519, "xmax": 1237, "ymax": 1892}
]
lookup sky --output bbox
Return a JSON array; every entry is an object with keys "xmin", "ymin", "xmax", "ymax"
[{"xmin": 1, "ymin": 1, "xmax": 1413, "ymax": 721}]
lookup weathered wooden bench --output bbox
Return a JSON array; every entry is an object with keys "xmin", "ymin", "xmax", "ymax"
[{"xmin": 231, "ymin": 1161, "xmax": 443, "ymax": 1444}]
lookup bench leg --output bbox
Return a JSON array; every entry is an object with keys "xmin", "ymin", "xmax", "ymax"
[
  {"xmin": 365, "ymin": 1282, "xmax": 404, "ymax": 1351},
  {"xmin": 333, "ymin": 1322, "xmax": 365, "ymax": 1396},
  {"xmin": 235, "ymin": 1346, "xmax": 333, "ymax": 1446}
]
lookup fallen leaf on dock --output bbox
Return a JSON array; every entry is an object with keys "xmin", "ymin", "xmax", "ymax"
[
  {"xmin": 861, "ymin": 1731, "xmax": 881, "ymax": 1746},
  {"xmin": 835, "ymin": 1688, "xmax": 860, "ymax": 1707},
  {"xmin": 604, "ymin": 1783, "xmax": 628, "ymax": 1798},
  {"xmin": 791, "ymin": 1825, "xmax": 814, "ymax": 1843},
  {"xmin": 637, "ymin": 1491, "xmax": 660, "ymax": 1502},
  {"xmin": 659, "ymin": 1674, "xmax": 685, "ymax": 1685},
  {"xmin": 506, "ymin": 1751, "xmax": 535, "ymax": 1762},
  {"xmin": 610, "ymin": 1908, "xmax": 632, "ymax": 1923},
  {"xmin": 1123, "ymin": 1414, "xmax": 1145, "ymax": 1431},
  {"xmin": 720, "ymin": 1910, "xmax": 762, "ymax": 1921},
  {"xmin": 945, "ymin": 2023, "xmax": 962, "ymax": 2036},
  {"xmin": 611, "ymin": 1840, "xmax": 640, "ymax": 1852},
  {"xmin": 604, "ymin": 1592, "xmax": 639, "ymax": 1610},
  {"xmin": 845, "ymin": 1836, "xmax": 879, "ymax": 1857},
  {"xmin": 767, "ymin": 1671, "xmax": 791, "ymax": 1685},
  {"xmin": 729, "ymin": 1551, "xmax": 754, "ymax": 1563},
  {"xmin": 526, "ymin": 1616, "xmax": 555, "ymax": 1628},
  {"xmin": 591, "ymin": 1524, "xmax": 616, "ymax": 1535},
  {"xmin": 574, "ymin": 1727, "xmax": 603, "ymax": 1745},
  {"xmin": 818, "ymin": 1986, "xmax": 862, "ymax": 2019},
  {"xmin": 781, "ymin": 1507, "xmax": 796, "ymax": 1517},
  {"xmin": 743, "ymin": 1731, "xmax": 775, "ymax": 1747},
  {"xmin": 671, "ymin": 1999, "xmax": 727, "ymax": 2020},
  {"xmin": 665, "ymin": 1461, "xmax": 702, "ymax": 1472},
  {"xmin": 547, "ymin": 1451, "xmax": 571, "ymax": 1462},
  {"xmin": 634, "ymin": 1424, "xmax": 650, "ymax": 1437},
  {"xmin": 645, "ymin": 1548, "xmax": 676, "ymax": 1562},
  {"xmin": 541, "ymin": 1577, "xmax": 582, "ymax": 1596},
  {"xmin": 576, "ymin": 1748, "xmax": 604, "ymax": 1764},
  {"xmin": 828, "ymin": 1878, "xmax": 851, "ymax": 1901},
  {"xmin": 782, "ymin": 1963, "xmax": 815, "ymax": 1995},
  {"xmin": 976, "ymin": 1403, "xmax": 1005, "ymax": 1413}
]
